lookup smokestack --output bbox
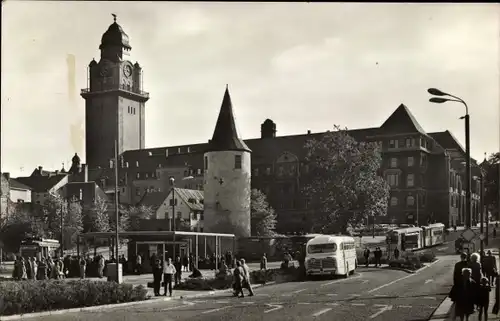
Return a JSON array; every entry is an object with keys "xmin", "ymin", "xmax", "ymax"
[{"xmin": 83, "ymin": 164, "xmax": 88, "ymax": 182}]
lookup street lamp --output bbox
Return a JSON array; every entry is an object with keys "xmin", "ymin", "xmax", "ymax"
[
  {"xmin": 427, "ymin": 88, "xmax": 471, "ymax": 229},
  {"xmin": 474, "ymin": 173, "xmax": 486, "ymax": 253}
]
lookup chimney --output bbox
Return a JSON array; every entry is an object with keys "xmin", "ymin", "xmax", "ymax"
[
  {"xmin": 307, "ymin": 130, "xmax": 311, "ymax": 135},
  {"xmin": 38, "ymin": 166, "xmax": 43, "ymax": 172},
  {"xmin": 82, "ymin": 164, "xmax": 88, "ymax": 182},
  {"xmin": 261, "ymin": 119, "xmax": 277, "ymax": 139},
  {"xmin": 4, "ymin": 172, "xmax": 10, "ymax": 180}
]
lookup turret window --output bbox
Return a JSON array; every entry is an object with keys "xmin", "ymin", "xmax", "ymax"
[{"xmin": 234, "ymin": 155, "xmax": 242, "ymax": 169}]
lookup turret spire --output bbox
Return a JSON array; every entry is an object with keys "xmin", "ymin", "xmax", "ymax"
[
  {"xmin": 206, "ymin": 86, "xmax": 251, "ymax": 152},
  {"xmin": 112, "ymin": 13, "xmax": 117, "ymax": 22}
]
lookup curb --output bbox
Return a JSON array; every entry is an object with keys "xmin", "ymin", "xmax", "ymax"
[
  {"xmin": 428, "ymin": 297, "xmax": 453, "ymax": 321},
  {"xmin": 0, "ymin": 282, "xmax": 275, "ymax": 320}
]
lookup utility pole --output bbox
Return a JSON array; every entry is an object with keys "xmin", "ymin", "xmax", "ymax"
[
  {"xmin": 60, "ymin": 200, "xmax": 64, "ymax": 257},
  {"xmin": 114, "ymin": 140, "xmax": 120, "ymax": 282},
  {"xmin": 170, "ymin": 177, "xmax": 176, "ymax": 260}
]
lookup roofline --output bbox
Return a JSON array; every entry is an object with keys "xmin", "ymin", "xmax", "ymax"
[{"xmin": 79, "ymin": 231, "xmax": 235, "ymax": 238}]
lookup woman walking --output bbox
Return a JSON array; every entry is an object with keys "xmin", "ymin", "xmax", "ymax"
[{"xmin": 450, "ymin": 268, "xmax": 476, "ymax": 321}]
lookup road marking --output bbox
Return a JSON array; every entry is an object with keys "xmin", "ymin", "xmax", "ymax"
[
  {"xmin": 264, "ymin": 304, "xmax": 283, "ymax": 314},
  {"xmin": 374, "ymin": 294, "xmax": 388, "ymax": 297},
  {"xmin": 367, "ymin": 273, "xmax": 415, "ymax": 293},
  {"xmin": 350, "ymin": 294, "xmax": 361, "ymax": 297},
  {"xmin": 327, "ymin": 294, "xmax": 338, "ymax": 296},
  {"xmin": 214, "ymin": 300, "xmax": 231, "ymax": 304},
  {"xmin": 312, "ymin": 308, "xmax": 332, "ymax": 317},
  {"xmin": 192, "ymin": 300, "xmax": 207, "ymax": 303},
  {"xmin": 423, "ymin": 296, "xmax": 436, "ymax": 300},
  {"xmin": 425, "ymin": 279, "xmax": 433, "ymax": 284},
  {"xmin": 374, "ymin": 304, "xmax": 389, "ymax": 307},
  {"xmin": 398, "ymin": 305, "xmax": 412, "ymax": 308},
  {"xmin": 241, "ymin": 302, "xmax": 255, "ymax": 305},
  {"xmin": 361, "ymin": 280, "xmax": 369, "ymax": 284},
  {"xmin": 291, "ymin": 288, "xmax": 307, "ymax": 294},
  {"xmin": 370, "ymin": 305, "xmax": 393, "ymax": 319},
  {"xmin": 351, "ymin": 303, "xmax": 366, "ymax": 306},
  {"xmin": 321, "ymin": 273, "xmax": 362, "ymax": 287},
  {"xmin": 327, "ymin": 302, "xmax": 340, "ymax": 306},
  {"xmin": 298, "ymin": 302, "xmax": 312, "ymax": 305},
  {"xmin": 202, "ymin": 306, "xmax": 232, "ymax": 314}
]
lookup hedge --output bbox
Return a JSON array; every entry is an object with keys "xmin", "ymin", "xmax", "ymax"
[
  {"xmin": 175, "ymin": 267, "xmax": 301, "ymax": 291},
  {"xmin": 357, "ymin": 251, "xmax": 437, "ymax": 266},
  {"xmin": 0, "ymin": 280, "xmax": 148, "ymax": 316}
]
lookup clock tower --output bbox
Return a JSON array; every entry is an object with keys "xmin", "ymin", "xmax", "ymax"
[{"xmin": 81, "ymin": 15, "xmax": 149, "ymax": 169}]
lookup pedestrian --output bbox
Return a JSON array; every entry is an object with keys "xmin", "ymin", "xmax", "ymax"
[
  {"xmin": 454, "ymin": 253, "xmax": 469, "ymax": 286},
  {"xmin": 98, "ymin": 255, "xmax": 105, "ymax": 278},
  {"xmin": 469, "ymin": 253, "xmax": 483, "ymax": 285},
  {"xmin": 363, "ymin": 248, "xmax": 370, "ymax": 267},
  {"xmin": 163, "ymin": 257, "xmax": 176, "ymax": 297},
  {"xmin": 152, "ymin": 259, "xmax": 162, "ymax": 296},
  {"xmin": 182, "ymin": 254, "xmax": 189, "ymax": 272},
  {"xmin": 174, "ymin": 256, "xmax": 182, "ymax": 286},
  {"xmin": 450, "ymin": 268, "xmax": 476, "ymax": 321},
  {"xmin": 483, "ymin": 251, "xmax": 497, "ymax": 286},
  {"xmin": 79, "ymin": 256, "xmax": 86, "ymax": 279},
  {"xmin": 37, "ymin": 258, "xmax": 48, "ymax": 280},
  {"xmin": 29, "ymin": 257, "xmax": 37, "ymax": 280},
  {"xmin": 240, "ymin": 258, "xmax": 254, "ymax": 296},
  {"xmin": 136, "ymin": 254, "xmax": 142, "ymax": 275},
  {"xmin": 478, "ymin": 277, "xmax": 491, "ymax": 321},
  {"xmin": 394, "ymin": 248, "xmax": 400, "ymax": 260},
  {"xmin": 25, "ymin": 257, "xmax": 32, "ymax": 279},
  {"xmin": 374, "ymin": 247, "xmax": 382, "ymax": 267},
  {"xmin": 233, "ymin": 260, "xmax": 245, "ymax": 298},
  {"xmin": 494, "ymin": 228, "xmax": 497, "ymax": 238}
]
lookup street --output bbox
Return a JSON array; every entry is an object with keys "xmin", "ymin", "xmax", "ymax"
[{"xmin": 28, "ymin": 255, "xmax": 457, "ymax": 321}]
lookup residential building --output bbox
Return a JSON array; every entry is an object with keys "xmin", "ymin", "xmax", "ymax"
[{"xmin": 8, "ymin": 178, "xmax": 32, "ymax": 204}]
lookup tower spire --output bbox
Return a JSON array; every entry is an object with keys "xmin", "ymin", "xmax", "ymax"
[
  {"xmin": 206, "ymin": 86, "xmax": 251, "ymax": 152},
  {"xmin": 112, "ymin": 13, "xmax": 117, "ymax": 23}
]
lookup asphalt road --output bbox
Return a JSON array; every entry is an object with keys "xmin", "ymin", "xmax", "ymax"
[{"xmin": 28, "ymin": 254, "xmax": 457, "ymax": 321}]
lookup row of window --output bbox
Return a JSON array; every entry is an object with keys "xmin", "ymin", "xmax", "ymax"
[
  {"xmin": 127, "ymin": 106, "xmax": 137, "ymax": 115},
  {"xmin": 389, "ymin": 194, "xmax": 426, "ymax": 207},
  {"xmin": 386, "ymin": 173, "xmax": 416, "ymax": 187},
  {"xmin": 388, "ymin": 137, "xmax": 432, "ymax": 150},
  {"xmin": 389, "ymin": 155, "xmax": 427, "ymax": 168}
]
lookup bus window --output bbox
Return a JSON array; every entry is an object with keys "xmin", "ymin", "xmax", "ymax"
[{"xmin": 308, "ymin": 243, "xmax": 337, "ymax": 254}]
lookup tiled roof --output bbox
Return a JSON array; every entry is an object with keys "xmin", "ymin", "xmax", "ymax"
[
  {"xmin": 381, "ymin": 104, "xmax": 427, "ymax": 135},
  {"xmin": 429, "ymin": 130, "xmax": 465, "ymax": 154},
  {"xmin": 8, "ymin": 179, "xmax": 32, "ymax": 190},
  {"xmin": 140, "ymin": 191, "xmax": 168, "ymax": 208},
  {"xmin": 173, "ymin": 188, "xmax": 204, "ymax": 211},
  {"xmin": 15, "ymin": 174, "xmax": 66, "ymax": 193},
  {"xmin": 206, "ymin": 87, "xmax": 250, "ymax": 153}
]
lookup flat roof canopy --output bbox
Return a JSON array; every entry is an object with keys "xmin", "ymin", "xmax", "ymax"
[{"xmin": 79, "ymin": 231, "xmax": 236, "ymax": 238}]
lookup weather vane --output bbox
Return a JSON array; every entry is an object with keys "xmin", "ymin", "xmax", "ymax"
[{"xmin": 112, "ymin": 13, "xmax": 117, "ymax": 22}]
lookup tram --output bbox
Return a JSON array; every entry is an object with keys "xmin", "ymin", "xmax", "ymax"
[
  {"xmin": 19, "ymin": 237, "xmax": 60, "ymax": 260},
  {"xmin": 386, "ymin": 223, "xmax": 445, "ymax": 252}
]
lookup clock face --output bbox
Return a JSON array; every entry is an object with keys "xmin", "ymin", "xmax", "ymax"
[{"xmin": 124, "ymin": 65, "xmax": 133, "ymax": 78}]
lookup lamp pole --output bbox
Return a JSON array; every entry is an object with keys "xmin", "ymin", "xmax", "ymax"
[
  {"xmin": 114, "ymin": 140, "xmax": 120, "ymax": 282},
  {"xmin": 427, "ymin": 88, "xmax": 471, "ymax": 228},
  {"xmin": 169, "ymin": 177, "xmax": 176, "ymax": 260}
]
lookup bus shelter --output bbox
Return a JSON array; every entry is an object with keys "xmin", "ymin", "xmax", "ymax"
[{"xmin": 77, "ymin": 231, "xmax": 236, "ymax": 273}]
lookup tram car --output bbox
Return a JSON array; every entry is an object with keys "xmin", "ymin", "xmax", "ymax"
[{"xmin": 386, "ymin": 223, "xmax": 445, "ymax": 252}]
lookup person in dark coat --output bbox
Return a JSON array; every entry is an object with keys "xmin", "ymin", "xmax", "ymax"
[
  {"xmin": 232, "ymin": 260, "xmax": 245, "ymax": 298},
  {"xmin": 363, "ymin": 248, "xmax": 370, "ymax": 267},
  {"xmin": 483, "ymin": 250, "xmax": 497, "ymax": 286},
  {"xmin": 477, "ymin": 277, "xmax": 491, "ymax": 321},
  {"xmin": 450, "ymin": 268, "xmax": 476, "ymax": 321},
  {"xmin": 454, "ymin": 253, "xmax": 469, "ymax": 286},
  {"xmin": 152, "ymin": 259, "xmax": 163, "ymax": 296},
  {"xmin": 394, "ymin": 248, "xmax": 400, "ymax": 260},
  {"xmin": 174, "ymin": 256, "xmax": 182, "ymax": 286}
]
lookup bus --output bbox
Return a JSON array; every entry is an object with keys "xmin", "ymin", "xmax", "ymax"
[
  {"xmin": 304, "ymin": 235, "xmax": 357, "ymax": 278},
  {"xmin": 19, "ymin": 237, "xmax": 60, "ymax": 260}
]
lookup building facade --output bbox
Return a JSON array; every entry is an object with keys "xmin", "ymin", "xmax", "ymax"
[{"xmin": 78, "ymin": 19, "xmax": 482, "ymax": 234}]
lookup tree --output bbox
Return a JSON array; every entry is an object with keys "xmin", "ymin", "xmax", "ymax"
[
  {"xmin": 251, "ymin": 189, "xmax": 277, "ymax": 236},
  {"xmin": 303, "ymin": 126, "xmax": 390, "ymax": 234},
  {"xmin": 0, "ymin": 202, "xmax": 45, "ymax": 252},
  {"xmin": 484, "ymin": 152, "xmax": 500, "ymax": 219},
  {"xmin": 43, "ymin": 193, "xmax": 84, "ymax": 250},
  {"xmin": 90, "ymin": 194, "xmax": 110, "ymax": 232},
  {"xmin": 116, "ymin": 204, "xmax": 155, "ymax": 231}
]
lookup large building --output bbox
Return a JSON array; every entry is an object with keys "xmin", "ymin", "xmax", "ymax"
[{"xmin": 76, "ymin": 18, "xmax": 483, "ymax": 234}]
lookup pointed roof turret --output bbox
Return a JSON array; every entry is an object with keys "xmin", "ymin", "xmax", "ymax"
[
  {"xmin": 381, "ymin": 104, "xmax": 427, "ymax": 135},
  {"xmin": 206, "ymin": 86, "xmax": 251, "ymax": 153}
]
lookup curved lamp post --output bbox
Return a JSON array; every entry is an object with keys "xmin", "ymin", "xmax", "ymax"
[
  {"xmin": 427, "ymin": 88, "xmax": 471, "ymax": 229},
  {"xmin": 169, "ymin": 175, "xmax": 194, "ymax": 260}
]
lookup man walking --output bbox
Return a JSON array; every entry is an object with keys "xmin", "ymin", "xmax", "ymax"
[
  {"xmin": 163, "ymin": 258, "xmax": 176, "ymax": 297},
  {"xmin": 363, "ymin": 248, "xmax": 370, "ymax": 267},
  {"xmin": 240, "ymin": 258, "xmax": 254, "ymax": 296}
]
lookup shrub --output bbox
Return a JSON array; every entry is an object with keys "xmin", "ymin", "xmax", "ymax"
[
  {"xmin": 387, "ymin": 256, "xmax": 423, "ymax": 271},
  {"xmin": 0, "ymin": 280, "xmax": 148, "ymax": 316},
  {"xmin": 175, "ymin": 267, "xmax": 300, "ymax": 291},
  {"xmin": 418, "ymin": 251, "xmax": 436, "ymax": 263}
]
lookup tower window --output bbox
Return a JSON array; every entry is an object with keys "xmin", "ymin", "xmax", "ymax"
[{"xmin": 234, "ymin": 155, "xmax": 242, "ymax": 169}]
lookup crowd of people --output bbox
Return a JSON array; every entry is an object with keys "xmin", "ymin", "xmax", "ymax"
[{"xmin": 450, "ymin": 250, "xmax": 499, "ymax": 321}]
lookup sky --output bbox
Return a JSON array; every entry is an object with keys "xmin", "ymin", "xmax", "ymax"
[{"xmin": 2, "ymin": 2, "xmax": 499, "ymax": 177}]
